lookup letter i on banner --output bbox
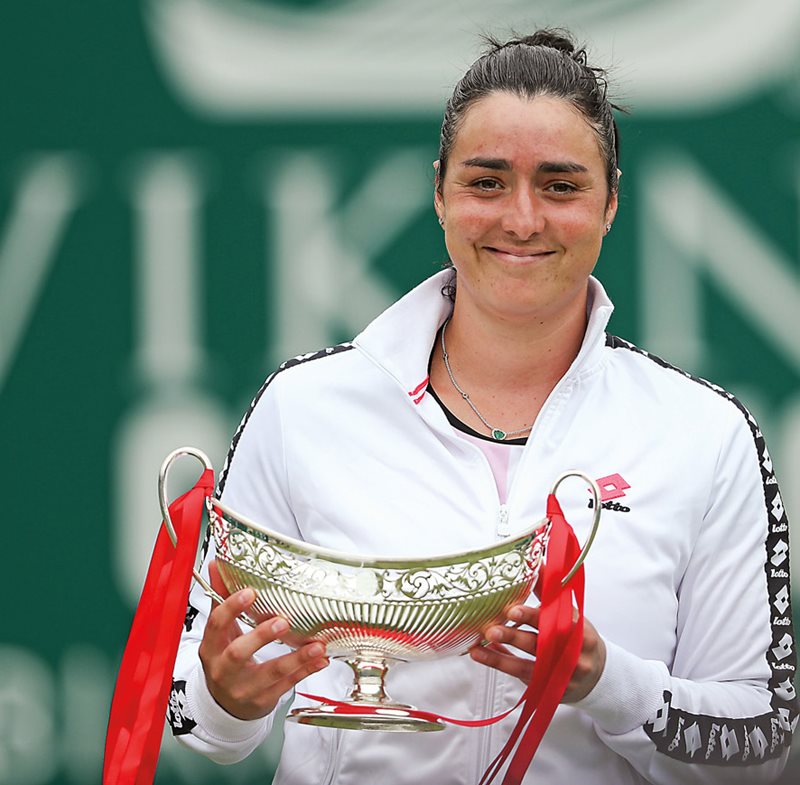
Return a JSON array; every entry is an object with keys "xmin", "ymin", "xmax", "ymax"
[{"xmin": 115, "ymin": 154, "xmax": 231, "ymax": 607}]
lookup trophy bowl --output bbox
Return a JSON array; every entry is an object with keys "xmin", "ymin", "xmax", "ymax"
[{"xmin": 159, "ymin": 448, "xmax": 601, "ymax": 732}]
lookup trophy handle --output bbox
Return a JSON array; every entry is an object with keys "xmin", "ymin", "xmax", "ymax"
[
  {"xmin": 158, "ymin": 446, "xmax": 226, "ymax": 605},
  {"xmin": 549, "ymin": 471, "xmax": 602, "ymax": 587}
]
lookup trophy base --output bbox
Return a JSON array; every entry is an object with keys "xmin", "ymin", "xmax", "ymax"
[{"xmin": 287, "ymin": 703, "xmax": 446, "ymax": 732}]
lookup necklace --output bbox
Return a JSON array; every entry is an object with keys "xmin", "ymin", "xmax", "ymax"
[{"xmin": 440, "ymin": 318, "xmax": 533, "ymax": 441}]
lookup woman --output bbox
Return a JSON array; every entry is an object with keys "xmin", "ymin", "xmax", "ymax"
[{"xmin": 169, "ymin": 30, "xmax": 796, "ymax": 784}]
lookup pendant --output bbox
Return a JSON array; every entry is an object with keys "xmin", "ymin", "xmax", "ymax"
[{"xmin": 491, "ymin": 429, "xmax": 507, "ymax": 441}]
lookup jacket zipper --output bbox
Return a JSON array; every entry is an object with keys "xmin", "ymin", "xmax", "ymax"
[
  {"xmin": 321, "ymin": 728, "xmax": 342, "ymax": 785},
  {"xmin": 476, "ymin": 665, "xmax": 497, "ymax": 779},
  {"xmin": 496, "ymin": 504, "xmax": 511, "ymax": 537}
]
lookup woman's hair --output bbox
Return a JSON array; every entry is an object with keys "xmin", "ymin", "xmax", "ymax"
[{"xmin": 438, "ymin": 28, "xmax": 623, "ymax": 199}]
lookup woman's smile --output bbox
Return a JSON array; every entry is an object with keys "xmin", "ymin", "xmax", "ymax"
[{"xmin": 483, "ymin": 245, "xmax": 558, "ymax": 264}]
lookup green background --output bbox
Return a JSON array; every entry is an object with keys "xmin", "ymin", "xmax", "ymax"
[{"xmin": 1, "ymin": 1, "xmax": 798, "ymax": 782}]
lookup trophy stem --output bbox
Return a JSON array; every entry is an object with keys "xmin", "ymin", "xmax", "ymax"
[
  {"xmin": 346, "ymin": 654, "xmax": 393, "ymax": 704},
  {"xmin": 286, "ymin": 652, "xmax": 445, "ymax": 732}
]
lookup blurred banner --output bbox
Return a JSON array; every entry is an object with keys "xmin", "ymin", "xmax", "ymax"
[{"xmin": 1, "ymin": 1, "xmax": 798, "ymax": 783}]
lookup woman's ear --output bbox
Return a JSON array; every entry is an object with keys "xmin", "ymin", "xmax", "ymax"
[
  {"xmin": 433, "ymin": 160, "xmax": 445, "ymax": 226},
  {"xmin": 605, "ymin": 176, "xmax": 620, "ymax": 230}
]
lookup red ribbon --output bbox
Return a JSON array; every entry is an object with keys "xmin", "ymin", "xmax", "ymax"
[
  {"xmin": 479, "ymin": 492, "xmax": 585, "ymax": 784},
  {"xmin": 103, "ymin": 468, "xmax": 215, "ymax": 785},
  {"xmin": 296, "ymin": 691, "xmax": 522, "ymax": 728}
]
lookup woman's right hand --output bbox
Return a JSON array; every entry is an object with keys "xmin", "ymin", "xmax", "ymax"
[{"xmin": 198, "ymin": 560, "xmax": 330, "ymax": 721}]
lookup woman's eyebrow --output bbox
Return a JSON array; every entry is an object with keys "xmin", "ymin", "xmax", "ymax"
[
  {"xmin": 461, "ymin": 157, "xmax": 511, "ymax": 170},
  {"xmin": 537, "ymin": 161, "xmax": 588, "ymax": 174},
  {"xmin": 460, "ymin": 158, "xmax": 588, "ymax": 174}
]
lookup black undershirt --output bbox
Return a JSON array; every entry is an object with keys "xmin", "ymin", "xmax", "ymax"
[{"xmin": 426, "ymin": 384, "xmax": 529, "ymax": 446}]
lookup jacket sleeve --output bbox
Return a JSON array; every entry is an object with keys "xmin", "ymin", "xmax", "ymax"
[
  {"xmin": 572, "ymin": 401, "xmax": 798, "ymax": 783},
  {"xmin": 168, "ymin": 370, "xmax": 299, "ymax": 763}
]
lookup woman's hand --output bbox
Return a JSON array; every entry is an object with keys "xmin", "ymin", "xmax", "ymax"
[
  {"xmin": 198, "ymin": 560, "xmax": 330, "ymax": 721},
  {"xmin": 468, "ymin": 604, "xmax": 606, "ymax": 703}
]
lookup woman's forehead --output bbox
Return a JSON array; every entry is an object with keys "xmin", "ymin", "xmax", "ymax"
[{"xmin": 450, "ymin": 92, "xmax": 604, "ymax": 170}]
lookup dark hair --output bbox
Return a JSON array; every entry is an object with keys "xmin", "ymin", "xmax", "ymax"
[{"xmin": 438, "ymin": 29, "xmax": 623, "ymax": 199}]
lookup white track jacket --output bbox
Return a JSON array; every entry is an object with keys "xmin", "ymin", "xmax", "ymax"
[{"xmin": 170, "ymin": 272, "xmax": 797, "ymax": 784}]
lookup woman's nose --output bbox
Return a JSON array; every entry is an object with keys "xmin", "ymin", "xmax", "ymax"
[{"xmin": 500, "ymin": 188, "xmax": 545, "ymax": 239}]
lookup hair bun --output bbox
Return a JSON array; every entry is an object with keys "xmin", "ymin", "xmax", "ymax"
[{"xmin": 486, "ymin": 28, "xmax": 587, "ymax": 66}]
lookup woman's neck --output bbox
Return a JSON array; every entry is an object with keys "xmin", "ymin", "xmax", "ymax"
[
  {"xmin": 428, "ymin": 292, "xmax": 590, "ymax": 436},
  {"xmin": 443, "ymin": 297, "xmax": 588, "ymax": 392}
]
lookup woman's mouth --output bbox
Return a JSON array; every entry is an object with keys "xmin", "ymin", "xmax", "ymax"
[{"xmin": 485, "ymin": 246, "xmax": 556, "ymax": 263}]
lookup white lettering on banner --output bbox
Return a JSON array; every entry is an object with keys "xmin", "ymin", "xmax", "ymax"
[
  {"xmin": 641, "ymin": 150, "xmax": 800, "ymax": 374},
  {"xmin": 0, "ymin": 155, "xmax": 86, "ymax": 397},
  {"xmin": 114, "ymin": 154, "xmax": 232, "ymax": 605},
  {"xmin": 60, "ymin": 647, "xmax": 111, "ymax": 782},
  {"xmin": 144, "ymin": 0, "xmax": 800, "ymax": 115},
  {"xmin": 264, "ymin": 149, "xmax": 431, "ymax": 364},
  {"xmin": 129, "ymin": 153, "xmax": 206, "ymax": 383},
  {"xmin": 640, "ymin": 150, "xmax": 800, "ymax": 594},
  {"xmin": 0, "ymin": 646, "xmax": 56, "ymax": 785},
  {"xmin": 0, "ymin": 644, "xmax": 284, "ymax": 783}
]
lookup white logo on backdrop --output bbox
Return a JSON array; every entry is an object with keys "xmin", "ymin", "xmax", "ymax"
[{"xmin": 144, "ymin": 0, "xmax": 800, "ymax": 116}]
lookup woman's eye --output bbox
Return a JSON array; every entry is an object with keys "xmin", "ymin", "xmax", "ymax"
[
  {"xmin": 472, "ymin": 178, "xmax": 502, "ymax": 191},
  {"xmin": 548, "ymin": 181, "xmax": 578, "ymax": 194}
]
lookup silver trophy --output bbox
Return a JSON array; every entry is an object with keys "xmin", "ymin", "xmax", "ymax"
[{"xmin": 159, "ymin": 447, "xmax": 601, "ymax": 732}]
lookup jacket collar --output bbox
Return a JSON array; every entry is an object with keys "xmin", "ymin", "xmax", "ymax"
[{"xmin": 353, "ymin": 270, "xmax": 615, "ymax": 398}]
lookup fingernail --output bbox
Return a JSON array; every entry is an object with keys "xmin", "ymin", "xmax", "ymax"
[
  {"xmin": 508, "ymin": 607, "xmax": 523, "ymax": 621},
  {"xmin": 270, "ymin": 618, "xmax": 289, "ymax": 635},
  {"xmin": 471, "ymin": 647, "xmax": 487, "ymax": 662},
  {"xmin": 239, "ymin": 588, "xmax": 255, "ymax": 606},
  {"xmin": 307, "ymin": 643, "xmax": 325, "ymax": 658},
  {"xmin": 486, "ymin": 627, "xmax": 502, "ymax": 643}
]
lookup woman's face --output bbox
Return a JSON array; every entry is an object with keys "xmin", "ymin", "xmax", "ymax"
[{"xmin": 435, "ymin": 92, "xmax": 617, "ymax": 324}]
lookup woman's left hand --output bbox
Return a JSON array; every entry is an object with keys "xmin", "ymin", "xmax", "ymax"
[{"xmin": 468, "ymin": 604, "xmax": 606, "ymax": 703}]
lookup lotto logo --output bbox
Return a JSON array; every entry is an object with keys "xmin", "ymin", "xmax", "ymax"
[{"xmin": 596, "ymin": 473, "xmax": 631, "ymax": 501}]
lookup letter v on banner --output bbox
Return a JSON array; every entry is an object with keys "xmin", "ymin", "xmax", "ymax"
[{"xmin": 0, "ymin": 154, "xmax": 86, "ymax": 396}]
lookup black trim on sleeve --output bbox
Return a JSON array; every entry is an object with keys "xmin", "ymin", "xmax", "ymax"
[
  {"xmin": 216, "ymin": 343, "xmax": 355, "ymax": 496},
  {"xmin": 606, "ymin": 333, "xmax": 798, "ymax": 764},
  {"xmin": 167, "ymin": 680, "xmax": 197, "ymax": 736},
  {"xmin": 183, "ymin": 603, "xmax": 199, "ymax": 632}
]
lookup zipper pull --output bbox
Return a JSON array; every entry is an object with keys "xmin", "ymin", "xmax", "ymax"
[{"xmin": 496, "ymin": 504, "xmax": 511, "ymax": 537}]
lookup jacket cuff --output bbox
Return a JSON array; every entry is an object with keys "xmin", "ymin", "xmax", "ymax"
[
  {"xmin": 186, "ymin": 662, "xmax": 271, "ymax": 743},
  {"xmin": 570, "ymin": 639, "xmax": 670, "ymax": 735}
]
